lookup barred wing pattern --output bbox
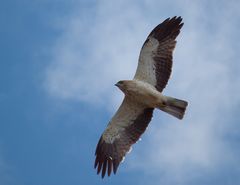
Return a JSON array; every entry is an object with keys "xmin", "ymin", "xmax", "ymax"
[
  {"xmin": 134, "ymin": 16, "xmax": 183, "ymax": 92},
  {"xmin": 94, "ymin": 98, "xmax": 153, "ymax": 178}
]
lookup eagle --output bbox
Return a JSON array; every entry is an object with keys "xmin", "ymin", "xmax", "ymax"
[{"xmin": 94, "ymin": 16, "xmax": 188, "ymax": 178}]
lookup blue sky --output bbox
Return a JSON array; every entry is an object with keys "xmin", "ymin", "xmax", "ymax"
[{"xmin": 1, "ymin": 0, "xmax": 240, "ymax": 185}]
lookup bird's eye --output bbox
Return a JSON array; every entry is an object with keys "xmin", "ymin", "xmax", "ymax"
[{"xmin": 118, "ymin": 81, "xmax": 123, "ymax": 84}]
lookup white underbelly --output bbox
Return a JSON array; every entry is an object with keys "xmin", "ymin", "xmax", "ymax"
[{"xmin": 126, "ymin": 81, "xmax": 165, "ymax": 107}]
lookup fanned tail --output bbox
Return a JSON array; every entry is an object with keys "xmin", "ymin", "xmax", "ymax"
[{"xmin": 158, "ymin": 96, "xmax": 188, "ymax": 119}]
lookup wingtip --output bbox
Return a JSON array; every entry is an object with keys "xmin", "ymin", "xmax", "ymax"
[
  {"xmin": 94, "ymin": 156, "xmax": 98, "ymax": 169},
  {"xmin": 167, "ymin": 16, "xmax": 183, "ymax": 24},
  {"xmin": 101, "ymin": 172, "xmax": 106, "ymax": 179},
  {"xmin": 112, "ymin": 159, "xmax": 118, "ymax": 174},
  {"xmin": 97, "ymin": 162, "xmax": 102, "ymax": 174},
  {"xmin": 164, "ymin": 17, "xmax": 171, "ymax": 22},
  {"xmin": 101, "ymin": 172, "xmax": 105, "ymax": 179}
]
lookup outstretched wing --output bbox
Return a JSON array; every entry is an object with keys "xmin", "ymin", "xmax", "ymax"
[
  {"xmin": 94, "ymin": 98, "xmax": 153, "ymax": 178},
  {"xmin": 134, "ymin": 16, "xmax": 183, "ymax": 92}
]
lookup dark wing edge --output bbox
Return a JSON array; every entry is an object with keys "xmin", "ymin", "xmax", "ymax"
[
  {"xmin": 144, "ymin": 16, "xmax": 184, "ymax": 92},
  {"xmin": 94, "ymin": 108, "xmax": 154, "ymax": 178},
  {"xmin": 146, "ymin": 16, "xmax": 183, "ymax": 45}
]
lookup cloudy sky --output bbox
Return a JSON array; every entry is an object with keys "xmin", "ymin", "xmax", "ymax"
[{"xmin": 1, "ymin": 0, "xmax": 240, "ymax": 184}]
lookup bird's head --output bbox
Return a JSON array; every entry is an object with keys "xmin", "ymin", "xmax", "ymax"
[{"xmin": 115, "ymin": 80, "xmax": 127, "ymax": 92}]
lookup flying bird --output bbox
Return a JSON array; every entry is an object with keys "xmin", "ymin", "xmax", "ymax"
[{"xmin": 94, "ymin": 16, "xmax": 188, "ymax": 178}]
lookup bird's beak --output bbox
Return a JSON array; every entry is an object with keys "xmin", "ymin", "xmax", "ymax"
[{"xmin": 115, "ymin": 83, "xmax": 119, "ymax": 87}]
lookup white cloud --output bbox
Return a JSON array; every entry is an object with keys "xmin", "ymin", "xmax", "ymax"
[
  {"xmin": 44, "ymin": 1, "xmax": 149, "ymax": 108},
  {"xmin": 44, "ymin": 0, "xmax": 240, "ymax": 184}
]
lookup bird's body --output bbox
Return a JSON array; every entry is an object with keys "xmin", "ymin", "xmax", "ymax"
[
  {"xmin": 117, "ymin": 80, "xmax": 166, "ymax": 108},
  {"xmin": 94, "ymin": 16, "xmax": 188, "ymax": 178}
]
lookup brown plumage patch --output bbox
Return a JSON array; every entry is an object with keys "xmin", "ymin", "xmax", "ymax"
[{"xmin": 94, "ymin": 108, "xmax": 153, "ymax": 178}]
